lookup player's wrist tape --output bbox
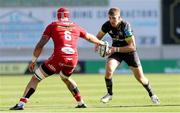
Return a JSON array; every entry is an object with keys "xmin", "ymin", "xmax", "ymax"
[
  {"xmin": 116, "ymin": 47, "xmax": 120, "ymax": 52},
  {"xmin": 32, "ymin": 55, "xmax": 37, "ymax": 62}
]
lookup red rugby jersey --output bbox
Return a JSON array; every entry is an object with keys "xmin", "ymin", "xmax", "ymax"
[{"xmin": 43, "ymin": 20, "xmax": 87, "ymax": 57}]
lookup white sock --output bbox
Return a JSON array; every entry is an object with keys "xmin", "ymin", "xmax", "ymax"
[
  {"xmin": 17, "ymin": 101, "xmax": 25, "ymax": 107},
  {"xmin": 78, "ymin": 100, "xmax": 84, "ymax": 105}
]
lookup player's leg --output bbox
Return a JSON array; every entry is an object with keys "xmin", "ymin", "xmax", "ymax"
[
  {"xmin": 130, "ymin": 66, "xmax": 160, "ymax": 104},
  {"xmin": 126, "ymin": 52, "xmax": 160, "ymax": 104},
  {"xmin": 130, "ymin": 66, "xmax": 152, "ymax": 93},
  {"xmin": 101, "ymin": 58, "xmax": 120, "ymax": 103},
  {"xmin": 59, "ymin": 67, "xmax": 86, "ymax": 108},
  {"xmin": 10, "ymin": 63, "xmax": 54, "ymax": 110}
]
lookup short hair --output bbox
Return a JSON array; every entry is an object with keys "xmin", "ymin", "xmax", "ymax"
[{"xmin": 108, "ymin": 7, "xmax": 120, "ymax": 16}]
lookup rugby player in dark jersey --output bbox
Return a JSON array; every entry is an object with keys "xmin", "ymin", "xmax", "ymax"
[{"xmin": 96, "ymin": 7, "xmax": 160, "ymax": 104}]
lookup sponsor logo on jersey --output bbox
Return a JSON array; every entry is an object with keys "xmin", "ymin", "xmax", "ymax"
[{"xmin": 61, "ymin": 47, "xmax": 75, "ymax": 54}]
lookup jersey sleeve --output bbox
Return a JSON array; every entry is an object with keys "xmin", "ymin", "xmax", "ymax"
[
  {"xmin": 79, "ymin": 26, "xmax": 87, "ymax": 38},
  {"xmin": 124, "ymin": 22, "xmax": 133, "ymax": 38},
  {"xmin": 43, "ymin": 23, "xmax": 53, "ymax": 38}
]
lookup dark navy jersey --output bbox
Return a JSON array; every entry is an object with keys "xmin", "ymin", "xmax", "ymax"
[{"xmin": 101, "ymin": 20, "xmax": 133, "ymax": 47}]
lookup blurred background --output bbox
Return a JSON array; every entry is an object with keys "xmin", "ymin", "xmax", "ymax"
[{"xmin": 0, "ymin": 0, "xmax": 180, "ymax": 75}]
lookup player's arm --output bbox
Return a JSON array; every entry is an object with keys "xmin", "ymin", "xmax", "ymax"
[
  {"xmin": 29, "ymin": 35, "xmax": 50, "ymax": 72},
  {"xmin": 93, "ymin": 30, "xmax": 106, "ymax": 51},
  {"xmin": 33, "ymin": 35, "xmax": 50, "ymax": 61},
  {"xmin": 110, "ymin": 22, "xmax": 136, "ymax": 53},
  {"xmin": 111, "ymin": 36, "xmax": 136, "ymax": 53},
  {"xmin": 84, "ymin": 33, "xmax": 106, "ymax": 46},
  {"xmin": 96, "ymin": 30, "xmax": 106, "ymax": 40}
]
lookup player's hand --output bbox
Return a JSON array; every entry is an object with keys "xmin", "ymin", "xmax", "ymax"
[
  {"xmin": 95, "ymin": 40, "xmax": 107, "ymax": 52},
  {"xmin": 106, "ymin": 47, "xmax": 116, "ymax": 56},
  {"xmin": 28, "ymin": 62, "xmax": 36, "ymax": 72},
  {"xmin": 94, "ymin": 44, "xmax": 99, "ymax": 52}
]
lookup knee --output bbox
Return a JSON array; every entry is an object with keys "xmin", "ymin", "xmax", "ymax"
[
  {"xmin": 105, "ymin": 69, "xmax": 113, "ymax": 78},
  {"xmin": 137, "ymin": 76, "xmax": 148, "ymax": 85},
  {"xmin": 32, "ymin": 76, "xmax": 40, "ymax": 81},
  {"xmin": 33, "ymin": 68, "xmax": 46, "ymax": 81},
  {"xmin": 60, "ymin": 71, "xmax": 69, "ymax": 82},
  {"xmin": 60, "ymin": 76, "xmax": 68, "ymax": 83}
]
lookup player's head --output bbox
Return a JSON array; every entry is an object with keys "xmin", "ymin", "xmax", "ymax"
[
  {"xmin": 108, "ymin": 7, "xmax": 121, "ymax": 27},
  {"xmin": 57, "ymin": 7, "xmax": 70, "ymax": 20}
]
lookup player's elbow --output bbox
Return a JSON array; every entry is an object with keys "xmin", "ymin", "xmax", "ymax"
[
  {"xmin": 84, "ymin": 33, "xmax": 91, "ymax": 40},
  {"xmin": 129, "ymin": 43, "xmax": 136, "ymax": 52},
  {"xmin": 131, "ymin": 47, "xmax": 136, "ymax": 52},
  {"xmin": 128, "ymin": 46, "xmax": 136, "ymax": 52},
  {"xmin": 132, "ymin": 48, "xmax": 136, "ymax": 52},
  {"xmin": 36, "ymin": 44, "xmax": 43, "ymax": 50}
]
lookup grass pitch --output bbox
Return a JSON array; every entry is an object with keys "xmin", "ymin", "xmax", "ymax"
[{"xmin": 0, "ymin": 74, "xmax": 180, "ymax": 113}]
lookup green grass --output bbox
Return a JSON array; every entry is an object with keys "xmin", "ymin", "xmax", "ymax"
[{"xmin": 0, "ymin": 74, "xmax": 180, "ymax": 112}]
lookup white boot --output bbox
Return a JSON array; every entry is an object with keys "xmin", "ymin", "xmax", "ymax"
[
  {"xmin": 151, "ymin": 95, "xmax": 160, "ymax": 104},
  {"xmin": 100, "ymin": 93, "xmax": 112, "ymax": 103}
]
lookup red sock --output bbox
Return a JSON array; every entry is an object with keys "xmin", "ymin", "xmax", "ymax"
[
  {"xmin": 20, "ymin": 97, "xmax": 28, "ymax": 103},
  {"xmin": 74, "ymin": 93, "xmax": 81, "ymax": 101}
]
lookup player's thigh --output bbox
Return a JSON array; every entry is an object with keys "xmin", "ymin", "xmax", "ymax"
[
  {"xmin": 44, "ymin": 55, "xmax": 62, "ymax": 74},
  {"xmin": 34, "ymin": 63, "xmax": 55, "ymax": 81},
  {"xmin": 60, "ymin": 57, "xmax": 78, "ymax": 78},
  {"xmin": 124, "ymin": 52, "xmax": 141, "ymax": 67},
  {"xmin": 130, "ymin": 65, "xmax": 144, "ymax": 78},
  {"xmin": 61, "ymin": 66, "xmax": 75, "ymax": 77},
  {"xmin": 106, "ymin": 58, "xmax": 120, "ymax": 76}
]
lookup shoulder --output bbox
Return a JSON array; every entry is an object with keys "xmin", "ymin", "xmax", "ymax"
[
  {"xmin": 121, "ymin": 20, "xmax": 133, "ymax": 36},
  {"xmin": 101, "ymin": 21, "xmax": 111, "ymax": 33},
  {"xmin": 73, "ymin": 22, "xmax": 85, "ymax": 30},
  {"xmin": 121, "ymin": 20, "xmax": 131, "ymax": 28},
  {"xmin": 50, "ymin": 21, "xmax": 58, "ymax": 26},
  {"xmin": 45, "ymin": 22, "xmax": 56, "ymax": 28},
  {"xmin": 71, "ymin": 22, "xmax": 79, "ymax": 27},
  {"xmin": 43, "ymin": 22, "xmax": 54, "ymax": 31},
  {"xmin": 102, "ymin": 21, "xmax": 111, "ymax": 27},
  {"xmin": 118, "ymin": 19, "xmax": 132, "ymax": 33}
]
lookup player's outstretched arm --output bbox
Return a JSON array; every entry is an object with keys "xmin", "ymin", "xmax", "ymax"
[
  {"xmin": 85, "ymin": 33, "xmax": 106, "ymax": 46},
  {"xmin": 96, "ymin": 30, "xmax": 105, "ymax": 40},
  {"xmin": 94, "ymin": 30, "xmax": 106, "ymax": 52},
  {"xmin": 29, "ymin": 35, "xmax": 50, "ymax": 72}
]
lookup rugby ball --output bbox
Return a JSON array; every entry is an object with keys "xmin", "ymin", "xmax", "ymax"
[{"xmin": 97, "ymin": 41, "xmax": 109, "ymax": 57}]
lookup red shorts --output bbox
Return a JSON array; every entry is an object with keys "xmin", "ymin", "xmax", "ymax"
[{"xmin": 44, "ymin": 55, "xmax": 78, "ymax": 76}]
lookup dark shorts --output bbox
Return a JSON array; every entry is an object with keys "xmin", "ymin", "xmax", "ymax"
[{"xmin": 108, "ymin": 51, "xmax": 141, "ymax": 67}]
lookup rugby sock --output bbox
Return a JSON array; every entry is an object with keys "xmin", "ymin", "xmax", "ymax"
[
  {"xmin": 72, "ymin": 87, "xmax": 83, "ymax": 104},
  {"xmin": 105, "ymin": 78, "xmax": 113, "ymax": 95},
  {"xmin": 18, "ymin": 97, "xmax": 29, "ymax": 107},
  {"xmin": 143, "ymin": 82, "xmax": 154, "ymax": 97},
  {"xmin": 25, "ymin": 88, "xmax": 35, "ymax": 98},
  {"xmin": 17, "ymin": 88, "xmax": 35, "ymax": 107}
]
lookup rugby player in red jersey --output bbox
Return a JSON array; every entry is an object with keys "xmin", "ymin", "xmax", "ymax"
[{"xmin": 10, "ymin": 7, "xmax": 107, "ymax": 110}]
